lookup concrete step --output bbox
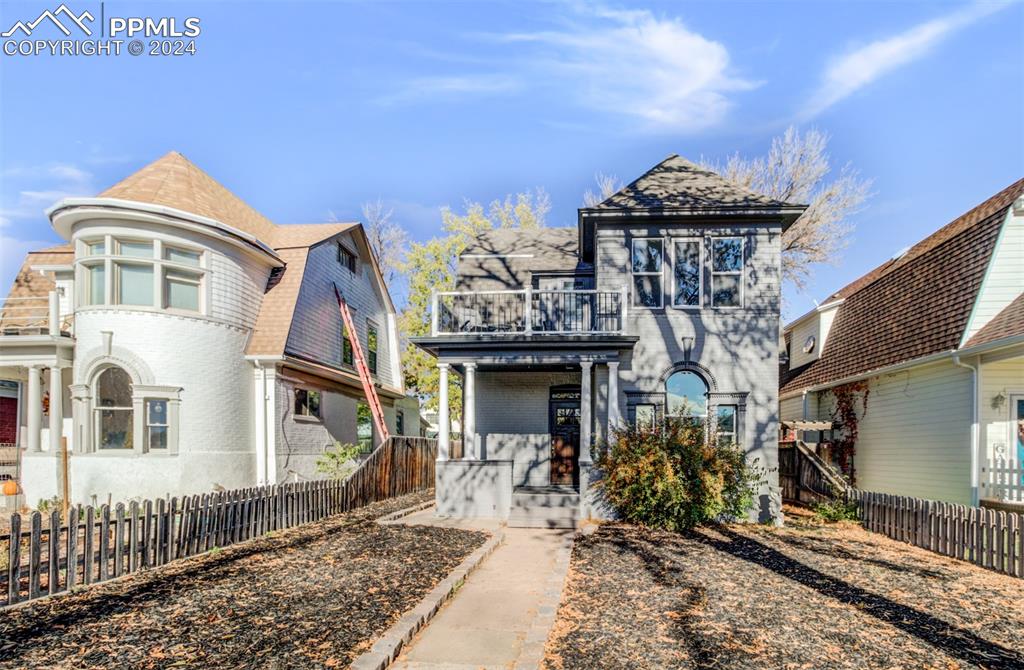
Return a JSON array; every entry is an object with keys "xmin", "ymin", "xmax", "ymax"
[
  {"xmin": 508, "ymin": 487, "xmax": 581, "ymax": 528},
  {"xmin": 507, "ymin": 512, "xmax": 578, "ymax": 529}
]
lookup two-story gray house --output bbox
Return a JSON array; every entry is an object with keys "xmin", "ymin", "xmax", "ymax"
[{"xmin": 414, "ymin": 156, "xmax": 805, "ymax": 526}]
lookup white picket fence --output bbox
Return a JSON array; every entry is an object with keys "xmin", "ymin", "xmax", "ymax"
[
  {"xmin": 847, "ymin": 490, "xmax": 1023, "ymax": 579},
  {"xmin": 980, "ymin": 458, "xmax": 1024, "ymax": 504}
]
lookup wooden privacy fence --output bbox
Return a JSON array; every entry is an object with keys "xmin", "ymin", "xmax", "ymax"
[
  {"xmin": 847, "ymin": 490, "xmax": 1024, "ymax": 579},
  {"xmin": 779, "ymin": 441, "xmax": 848, "ymax": 505},
  {"xmin": 1, "ymin": 436, "xmax": 436, "ymax": 607}
]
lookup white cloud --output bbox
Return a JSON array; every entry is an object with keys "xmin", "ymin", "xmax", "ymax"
[
  {"xmin": 803, "ymin": 2, "xmax": 1009, "ymax": 118},
  {"xmin": 498, "ymin": 7, "xmax": 756, "ymax": 132},
  {"xmin": 384, "ymin": 6, "xmax": 754, "ymax": 132}
]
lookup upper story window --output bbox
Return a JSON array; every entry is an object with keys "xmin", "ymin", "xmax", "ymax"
[
  {"xmin": 631, "ymin": 238, "xmax": 663, "ymax": 308},
  {"xmin": 711, "ymin": 238, "xmax": 743, "ymax": 308},
  {"xmin": 338, "ymin": 243, "xmax": 357, "ymax": 273},
  {"xmin": 367, "ymin": 322, "xmax": 379, "ymax": 374},
  {"xmin": 672, "ymin": 239, "xmax": 701, "ymax": 308},
  {"xmin": 342, "ymin": 322, "xmax": 354, "ymax": 366},
  {"xmin": 78, "ymin": 236, "xmax": 205, "ymax": 314}
]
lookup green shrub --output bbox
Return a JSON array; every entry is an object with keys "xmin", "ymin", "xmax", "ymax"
[
  {"xmin": 812, "ymin": 497, "xmax": 860, "ymax": 522},
  {"xmin": 596, "ymin": 419, "xmax": 764, "ymax": 530},
  {"xmin": 315, "ymin": 442, "xmax": 363, "ymax": 480}
]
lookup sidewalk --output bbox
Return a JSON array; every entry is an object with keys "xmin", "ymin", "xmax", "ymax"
[{"xmin": 389, "ymin": 510, "xmax": 574, "ymax": 670}]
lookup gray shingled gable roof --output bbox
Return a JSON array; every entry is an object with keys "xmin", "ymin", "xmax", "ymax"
[
  {"xmin": 461, "ymin": 227, "xmax": 578, "ymax": 266},
  {"xmin": 595, "ymin": 154, "xmax": 797, "ymax": 210},
  {"xmin": 457, "ymin": 227, "xmax": 582, "ymax": 290}
]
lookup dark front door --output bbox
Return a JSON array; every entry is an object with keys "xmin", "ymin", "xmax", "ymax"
[{"xmin": 549, "ymin": 389, "xmax": 581, "ymax": 486}]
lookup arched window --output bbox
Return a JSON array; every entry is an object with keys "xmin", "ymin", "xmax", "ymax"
[
  {"xmin": 95, "ymin": 366, "xmax": 133, "ymax": 449},
  {"xmin": 665, "ymin": 370, "xmax": 708, "ymax": 427}
]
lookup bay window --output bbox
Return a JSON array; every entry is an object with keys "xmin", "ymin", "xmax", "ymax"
[
  {"xmin": 78, "ymin": 236, "xmax": 206, "ymax": 314},
  {"xmin": 631, "ymin": 238, "xmax": 664, "ymax": 308},
  {"xmin": 711, "ymin": 238, "xmax": 743, "ymax": 308}
]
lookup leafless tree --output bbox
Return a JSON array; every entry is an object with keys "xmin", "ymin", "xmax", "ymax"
[
  {"xmin": 361, "ymin": 198, "xmax": 409, "ymax": 284},
  {"xmin": 583, "ymin": 172, "xmax": 622, "ymax": 207},
  {"xmin": 703, "ymin": 126, "xmax": 871, "ymax": 290}
]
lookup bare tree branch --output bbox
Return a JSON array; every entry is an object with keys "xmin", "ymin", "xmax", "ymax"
[
  {"xmin": 361, "ymin": 198, "xmax": 409, "ymax": 285},
  {"xmin": 703, "ymin": 127, "xmax": 872, "ymax": 290},
  {"xmin": 583, "ymin": 172, "xmax": 622, "ymax": 207}
]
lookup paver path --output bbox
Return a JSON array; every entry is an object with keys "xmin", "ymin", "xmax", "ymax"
[{"xmin": 390, "ymin": 510, "xmax": 574, "ymax": 670}]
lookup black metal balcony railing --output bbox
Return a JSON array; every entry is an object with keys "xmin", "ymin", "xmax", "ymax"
[{"xmin": 431, "ymin": 288, "xmax": 627, "ymax": 335}]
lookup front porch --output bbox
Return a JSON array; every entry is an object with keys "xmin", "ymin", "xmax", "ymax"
[{"xmin": 421, "ymin": 336, "xmax": 636, "ymax": 525}]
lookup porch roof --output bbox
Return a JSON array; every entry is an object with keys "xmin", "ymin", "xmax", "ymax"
[{"xmin": 411, "ymin": 333, "xmax": 638, "ymax": 358}]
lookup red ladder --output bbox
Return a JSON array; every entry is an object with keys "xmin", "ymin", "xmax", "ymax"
[{"xmin": 333, "ymin": 283, "xmax": 390, "ymax": 446}]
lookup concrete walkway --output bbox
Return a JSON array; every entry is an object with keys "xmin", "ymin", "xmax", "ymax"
[{"xmin": 389, "ymin": 510, "xmax": 574, "ymax": 670}]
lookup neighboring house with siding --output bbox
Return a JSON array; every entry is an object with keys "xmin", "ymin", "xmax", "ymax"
[
  {"xmin": 779, "ymin": 179, "xmax": 1024, "ymax": 508},
  {"xmin": 414, "ymin": 155, "xmax": 806, "ymax": 527},
  {"xmin": 0, "ymin": 152, "xmax": 406, "ymax": 508}
]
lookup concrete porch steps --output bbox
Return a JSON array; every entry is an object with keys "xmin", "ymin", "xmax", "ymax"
[{"xmin": 508, "ymin": 486, "xmax": 580, "ymax": 529}]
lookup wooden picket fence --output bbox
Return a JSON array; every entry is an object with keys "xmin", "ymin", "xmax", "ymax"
[
  {"xmin": 1, "ymin": 436, "xmax": 436, "ymax": 607},
  {"xmin": 847, "ymin": 489, "xmax": 1024, "ymax": 579}
]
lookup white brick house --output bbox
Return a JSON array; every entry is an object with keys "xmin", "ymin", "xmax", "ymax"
[
  {"xmin": 0, "ymin": 152, "xmax": 410, "ymax": 508},
  {"xmin": 413, "ymin": 156, "xmax": 805, "ymax": 526}
]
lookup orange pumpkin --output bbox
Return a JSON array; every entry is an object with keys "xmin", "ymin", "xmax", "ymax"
[{"xmin": 2, "ymin": 479, "xmax": 19, "ymax": 496}]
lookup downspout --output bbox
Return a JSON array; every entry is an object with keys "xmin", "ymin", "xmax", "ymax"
[
  {"xmin": 952, "ymin": 355, "xmax": 980, "ymax": 506},
  {"xmin": 801, "ymin": 390, "xmax": 809, "ymax": 420}
]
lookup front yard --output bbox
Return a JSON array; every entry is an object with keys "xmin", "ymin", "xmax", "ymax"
[
  {"xmin": 0, "ymin": 491, "xmax": 486, "ymax": 670},
  {"xmin": 544, "ymin": 507, "xmax": 1024, "ymax": 670}
]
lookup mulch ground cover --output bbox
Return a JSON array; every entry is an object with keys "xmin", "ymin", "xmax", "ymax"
[
  {"xmin": 544, "ymin": 506, "xmax": 1024, "ymax": 670},
  {"xmin": 0, "ymin": 491, "xmax": 487, "ymax": 670}
]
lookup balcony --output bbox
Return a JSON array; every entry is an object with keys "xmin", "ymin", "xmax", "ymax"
[{"xmin": 430, "ymin": 288, "xmax": 627, "ymax": 336}]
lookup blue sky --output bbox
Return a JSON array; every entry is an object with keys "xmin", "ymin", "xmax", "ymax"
[{"xmin": 1, "ymin": 0, "xmax": 1022, "ymax": 319}]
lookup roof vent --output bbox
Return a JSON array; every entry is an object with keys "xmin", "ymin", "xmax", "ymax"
[{"xmin": 891, "ymin": 246, "xmax": 911, "ymax": 261}]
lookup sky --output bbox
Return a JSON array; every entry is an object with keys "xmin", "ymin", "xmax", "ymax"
[{"xmin": 1, "ymin": 0, "xmax": 1022, "ymax": 320}]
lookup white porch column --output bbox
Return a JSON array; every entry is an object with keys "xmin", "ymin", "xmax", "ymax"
[
  {"xmin": 607, "ymin": 361, "xmax": 620, "ymax": 436},
  {"xmin": 26, "ymin": 365, "xmax": 42, "ymax": 453},
  {"xmin": 437, "ymin": 363, "xmax": 450, "ymax": 461},
  {"xmin": 579, "ymin": 360, "xmax": 593, "ymax": 464},
  {"xmin": 48, "ymin": 365, "xmax": 63, "ymax": 453},
  {"xmin": 463, "ymin": 362, "xmax": 477, "ymax": 460}
]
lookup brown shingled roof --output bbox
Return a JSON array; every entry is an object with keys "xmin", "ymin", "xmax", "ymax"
[
  {"xmin": 271, "ymin": 223, "xmax": 357, "ymax": 249},
  {"xmin": 964, "ymin": 293, "xmax": 1024, "ymax": 348},
  {"xmin": 99, "ymin": 151, "xmax": 278, "ymax": 241},
  {"xmin": 781, "ymin": 179, "xmax": 1024, "ymax": 396},
  {"xmin": 245, "ymin": 247, "xmax": 309, "ymax": 357},
  {"xmin": 1, "ymin": 246, "xmax": 73, "ymax": 332}
]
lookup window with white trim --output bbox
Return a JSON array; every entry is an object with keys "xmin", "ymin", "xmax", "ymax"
[
  {"xmin": 78, "ymin": 237, "xmax": 205, "ymax": 314},
  {"xmin": 716, "ymin": 405, "xmax": 738, "ymax": 447},
  {"xmin": 95, "ymin": 367, "xmax": 133, "ymax": 450},
  {"xmin": 711, "ymin": 238, "xmax": 743, "ymax": 308},
  {"xmin": 294, "ymin": 389, "xmax": 321, "ymax": 419},
  {"xmin": 631, "ymin": 238, "xmax": 663, "ymax": 308},
  {"xmin": 672, "ymin": 239, "xmax": 701, "ymax": 308}
]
